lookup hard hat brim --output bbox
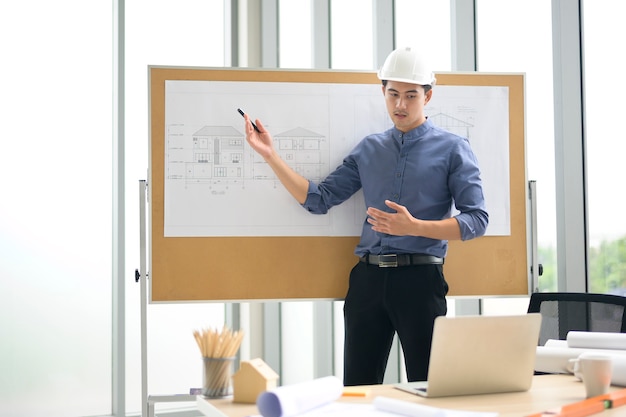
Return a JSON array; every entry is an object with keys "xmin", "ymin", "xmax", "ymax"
[{"xmin": 377, "ymin": 71, "xmax": 437, "ymax": 86}]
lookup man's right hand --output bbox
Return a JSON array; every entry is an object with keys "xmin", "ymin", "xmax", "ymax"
[{"xmin": 244, "ymin": 114, "xmax": 275, "ymax": 160}]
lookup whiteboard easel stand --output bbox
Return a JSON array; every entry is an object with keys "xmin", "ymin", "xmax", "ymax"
[
  {"xmin": 139, "ymin": 180, "xmax": 202, "ymax": 417},
  {"xmin": 529, "ymin": 180, "xmax": 542, "ymax": 293},
  {"xmin": 138, "ymin": 180, "xmax": 231, "ymax": 417},
  {"xmin": 139, "ymin": 179, "xmax": 148, "ymax": 417}
]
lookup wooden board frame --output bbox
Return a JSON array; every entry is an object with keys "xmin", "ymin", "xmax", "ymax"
[{"xmin": 148, "ymin": 67, "xmax": 527, "ymax": 302}]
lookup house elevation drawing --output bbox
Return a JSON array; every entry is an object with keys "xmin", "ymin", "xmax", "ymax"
[{"xmin": 162, "ymin": 80, "xmax": 510, "ymax": 238}]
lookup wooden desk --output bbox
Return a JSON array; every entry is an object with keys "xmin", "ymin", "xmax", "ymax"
[{"xmin": 199, "ymin": 374, "xmax": 624, "ymax": 417}]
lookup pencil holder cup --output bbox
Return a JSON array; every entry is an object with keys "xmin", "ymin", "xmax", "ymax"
[{"xmin": 202, "ymin": 356, "xmax": 235, "ymax": 398}]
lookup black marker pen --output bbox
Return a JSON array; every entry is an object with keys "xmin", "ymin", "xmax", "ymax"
[{"xmin": 237, "ymin": 108, "xmax": 260, "ymax": 132}]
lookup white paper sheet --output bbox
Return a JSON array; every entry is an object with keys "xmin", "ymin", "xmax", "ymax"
[
  {"xmin": 253, "ymin": 377, "xmax": 498, "ymax": 417},
  {"xmin": 535, "ymin": 346, "xmax": 626, "ymax": 385},
  {"xmin": 544, "ymin": 339, "xmax": 568, "ymax": 348},
  {"xmin": 256, "ymin": 376, "xmax": 343, "ymax": 417},
  {"xmin": 373, "ymin": 397, "xmax": 497, "ymax": 417},
  {"xmin": 567, "ymin": 331, "xmax": 626, "ymax": 350},
  {"xmin": 163, "ymin": 81, "xmax": 511, "ymax": 238}
]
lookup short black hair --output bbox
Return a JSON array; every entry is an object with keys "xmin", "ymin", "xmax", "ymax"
[{"xmin": 381, "ymin": 79, "xmax": 432, "ymax": 93}]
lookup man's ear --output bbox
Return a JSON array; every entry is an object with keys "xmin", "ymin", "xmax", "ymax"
[{"xmin": 424, "ymin": 89, "xmax": 433, "ymax": 104}]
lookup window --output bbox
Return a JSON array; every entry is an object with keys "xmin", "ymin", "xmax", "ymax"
[
  {"xmin": 331, "ymin": 0, "xmax": 373, "ymax": 70},
  {"xmin": 0, "ymin": 1, "xmax": 112, "ymax": 415},
  {"xmin": 583, "ymin": 0, "xmax": 626, "ymax": 296},
  {"xmin": 395, "ymin": 0, "xmax": 451, "ymax": 71},
  {"xmin": 279, "ymin": 0, "xmax": 313, "ymax": 68},
  {"xmin": 125, "ymin": 0, "xmax": 227, "ymax": 413},
  {"xmin": 476, "ymin": 0, "xmax": 557, "ymax": 293}
]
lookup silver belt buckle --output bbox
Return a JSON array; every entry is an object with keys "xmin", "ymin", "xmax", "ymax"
[{"xmin": 378, "ymin": 254, "xmax": 398, "ymax": 267}]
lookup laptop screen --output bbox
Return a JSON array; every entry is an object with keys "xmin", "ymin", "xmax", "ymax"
[{"xmin": 397, "ymin": 313, "xmax": 542, "ymax": 398}]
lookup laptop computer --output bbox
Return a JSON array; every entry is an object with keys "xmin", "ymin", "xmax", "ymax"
[{"xmin": 395, "ymin": 313, "xmax": 542, "ymax": 398}]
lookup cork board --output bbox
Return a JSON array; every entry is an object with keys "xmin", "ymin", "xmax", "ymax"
[{"xmin": 148, "ymin": 67, "xmax": 527, "ymax": 302}]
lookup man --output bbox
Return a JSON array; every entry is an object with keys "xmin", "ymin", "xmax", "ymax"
[{"xmin": 243, "ymin": 46, "xmax": 488, "ymax": 385}]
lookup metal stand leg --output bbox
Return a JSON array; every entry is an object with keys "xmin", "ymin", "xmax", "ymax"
[{"xmin": 139, "ymin": 180, "xmax": 149, "ymax": 417}]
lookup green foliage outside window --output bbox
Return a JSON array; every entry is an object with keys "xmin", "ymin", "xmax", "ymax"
[
  {"xmin": 588, "ymin": 237, "xmax": 626, "ymax": 296},
  {"xmin": 537, "ymin": 245, "xmax": 557, "ymax": 292},
  {"xmin": 537, "ymin": 238, "xmax": 626, "ymax": 295}
]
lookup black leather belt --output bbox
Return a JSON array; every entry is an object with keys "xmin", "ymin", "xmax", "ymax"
[{"xmin": 359, "ymin": 254, "xmax": 444, "ymax": 268}]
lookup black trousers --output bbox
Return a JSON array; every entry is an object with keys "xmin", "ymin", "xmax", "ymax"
[{"xmin": 343, "ymin": 261, "xmax": 448, "ymax": 386}]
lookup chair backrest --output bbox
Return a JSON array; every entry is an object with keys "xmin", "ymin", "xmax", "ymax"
[{"xmin": 527, "ymin": 292, "xmax": 626, "ymax": 346}]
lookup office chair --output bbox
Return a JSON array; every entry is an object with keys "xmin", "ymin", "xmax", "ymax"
[{"xmin": 527, "ymin": 292, "xmax": 626, "ymax": 346}]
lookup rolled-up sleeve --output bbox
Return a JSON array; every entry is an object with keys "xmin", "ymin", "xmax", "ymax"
[
  {"xmin": 302, "ymin": 155, "xmax": 362, "ymax": 215},
  {"xmin": 450, "ymin": 139, "xmax": 489, "ymax": 241},
  {"xmin": 302, "ymin": 181, "xmax": 327, "ymax": 214}
]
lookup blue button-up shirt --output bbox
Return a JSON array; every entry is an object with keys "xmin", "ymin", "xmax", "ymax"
[{"xmin": 302, "ymin": 119, "xmax": 489, "ymax": 258}]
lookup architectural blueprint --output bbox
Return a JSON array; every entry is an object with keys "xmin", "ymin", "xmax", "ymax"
[{"xmin": 163, "ymin": 80, "xmax": 509, "ymax": 237}]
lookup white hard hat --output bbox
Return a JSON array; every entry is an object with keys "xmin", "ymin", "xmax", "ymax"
[{"xmin": 377, "ymin": 46, "xmax": 436, "ymax": 86}]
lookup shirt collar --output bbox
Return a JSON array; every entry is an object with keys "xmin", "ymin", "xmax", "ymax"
[{"xmin": 392, "ymin": 118, "xmax": 433, "ymax": 142}]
